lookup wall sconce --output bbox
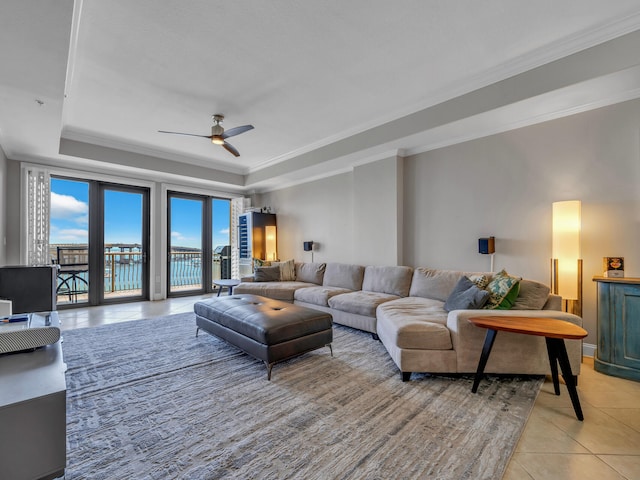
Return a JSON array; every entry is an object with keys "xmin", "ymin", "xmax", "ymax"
[
  {"xmin": 551, "ymin": 200, "xmax": 582, "ymax": 316},
  {"xmin": 478, "ymin": 236, "xmax": 495, "ymax": 272},
  {"xmin": 303, "ymin": 241, "xmax": 314, "ymax": 262},
  {"xmin": 265, "ymin": 226, "xmax": 277, "ymax": 261}
]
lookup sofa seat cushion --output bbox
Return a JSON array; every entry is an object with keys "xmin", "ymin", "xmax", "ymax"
[
  {"xmin": 376, "ymin": 297, "xmax": 451, "ymax": 350},
  {"xmin": 328, "ymin": 291, "xmax": 401, "ymax": 317},
  {"xmin": 233, "ymin": 281, "xmax": 318, "ymax": 302},
  {"xmin": 294, "ymin": 286, "xmax": 353, "ymax": 307}
]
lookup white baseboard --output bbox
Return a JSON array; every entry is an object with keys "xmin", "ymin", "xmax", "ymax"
[{"xmin": 583, "ymin": 343, "xmax": 596, "ymax": 358}]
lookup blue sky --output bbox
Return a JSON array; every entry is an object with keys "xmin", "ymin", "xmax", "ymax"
[{"xmin": 50, "ymin": 178, "xmax": 230, "ymax": 249}]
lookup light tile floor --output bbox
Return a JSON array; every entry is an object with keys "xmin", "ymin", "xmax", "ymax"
[{"xmin": 57, "ymin": 296, "xmax": 640, "ymax": 480}]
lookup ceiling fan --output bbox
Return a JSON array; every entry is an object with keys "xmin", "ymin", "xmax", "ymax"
[{"xmin": 158, "ymin": 114, "xmax": 254, "ymax": 157}]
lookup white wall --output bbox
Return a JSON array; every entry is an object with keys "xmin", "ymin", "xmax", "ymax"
[
  {"xmin": 353, "ymin": 156, "xmax": 404, "ymax": 266},
  {"xmin": 405, "ymin": 98, "xmax": 640, "ymax": 344},
  {"xmin": 258, "ymin": 98, "xmax": 640, "ymax": 344},
  {"xmin": 255, "ymin": 172, "xmax": 355, "ymax": 264},
  {"xmin": 257, "ymin": 155, "xmax": 405, "ymax": 266}
]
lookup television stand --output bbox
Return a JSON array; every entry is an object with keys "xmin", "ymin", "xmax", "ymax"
[{"xmin": 0, "ymin": 312, "xmax": 66, "ymax": 480}]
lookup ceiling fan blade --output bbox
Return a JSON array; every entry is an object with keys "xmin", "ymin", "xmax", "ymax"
[
  {"xmin": 158, "ymin": 130, "xmax": 213, "ymax": 139},
  {"xmin": 221, "ymin": 125, "xmax": 254, "ymax": 139},
  {"xmin": 222, "ymin": 141, "xmax": 240, "ymax": 157}
]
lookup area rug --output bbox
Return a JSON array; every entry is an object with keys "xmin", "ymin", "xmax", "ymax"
[{"xmin": 62, "ymin": 313, "xmax": 543, "ymax": 479}]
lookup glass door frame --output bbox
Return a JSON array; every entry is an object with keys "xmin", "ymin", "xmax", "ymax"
[
  {"xmin": 93, "ymin": 183, "xmax": 150, "ymax": 305},
  {"xmin": 166, "ymin": 192, "xmax": 211, "ymax": 296},
  {"xmin": 166, "ymin": 191, "xmax": 230, "ymax": 297}
]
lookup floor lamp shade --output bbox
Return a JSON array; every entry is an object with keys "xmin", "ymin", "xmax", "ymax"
[
  {"xmin": 265, "ymin": 226, "xmax": 277, "ymax": 261},
  {"xmin": 552, "ymin": 200, "xmax": 581, "ymax": 300}
]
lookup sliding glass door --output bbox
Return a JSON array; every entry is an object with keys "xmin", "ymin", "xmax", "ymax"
[
  {"xmin": 101, "ymin": 186, "xmax": 149, "ymax": 303},
  {"xmin": 50, "ymin": 178, "xmax": 90, "ymax": 306},
  {"xmin": 50, "ymin": 176, "xmax": 150, "ymax": 307},
  {"xmin": 167, "ymin": 192, "xmax": 230, "ymax": 296},
  {"xmin": 167, "ymin": 194, "xmax": 204, "ymax": 294}
]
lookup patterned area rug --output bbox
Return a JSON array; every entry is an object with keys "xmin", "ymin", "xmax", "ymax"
[{"xmin": 62, "ymin": 313, "xmax": 543, "ymax": 479}]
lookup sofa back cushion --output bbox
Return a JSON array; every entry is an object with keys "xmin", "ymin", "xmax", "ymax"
[
  {"xmin": 323, "ymin": 263, "xmax": 365, "ymax": 290},
  {"xmin": 409, "ymin": 268, "xmax": 465, "ymax": 301},
  {"xmin": 362, "ymin": 265, "xmax": 413, "ymax": 297},
  {"xmin": 295, "ymin": 262, "xmax": 326, "ymax": 285}
]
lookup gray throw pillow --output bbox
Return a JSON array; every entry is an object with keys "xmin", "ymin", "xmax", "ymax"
[
  {"xmin": 511, "ymin": 279, "xmax": 551, "ymax": 310},
  {"xmin": 254, "ymin": 266, "xmax": 281, "ymax": 282},
  {"xmin": 444, "ymin": 276, "xmax": 490, "ymax": 312}
]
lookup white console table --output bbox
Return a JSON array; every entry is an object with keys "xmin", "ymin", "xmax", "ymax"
[{"xmin": 0, "ymin": 312, "xmax": 66, "ymax": 480}]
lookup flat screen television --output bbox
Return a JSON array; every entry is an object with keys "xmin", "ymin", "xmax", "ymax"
[{"xmin": 0, "ymin": 265, "xmax": 57, "ymax": 313}]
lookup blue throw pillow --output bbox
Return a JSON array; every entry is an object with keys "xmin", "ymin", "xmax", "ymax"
[{"xmin": 444, "ymin": 276, "xmax": 491, "ymax": 312}]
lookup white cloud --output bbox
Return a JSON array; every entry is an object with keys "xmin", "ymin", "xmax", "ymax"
[
  {"xmin": 219, "ymin": 228, "xmax": 230, "ymax": 235},
  {"xmin": 51, "ymin": 192, "xmax": 88, "ymax": 220},
  {"xmin": 171, "ymin": 231, "xmax": 187, "ymax": 241},
  {"xmin": 55, "ymin": 228, "xmax": 88, "ymax": 242}
]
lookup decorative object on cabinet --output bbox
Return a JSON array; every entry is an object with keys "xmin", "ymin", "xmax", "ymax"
[
  {"xmin": 593, "ymin": 276, "xmax": 640, "ymax": 381},
  {"xmin": 0, "ymin": 299, "xmax": 11, "ymax": 316},
  {"xmin": 603, "ymin": 257, "xmax": 624, "ymax": 278},
  {"xmin": 551, "ymin": 200, "xmax": 582, "ymax": 316}
]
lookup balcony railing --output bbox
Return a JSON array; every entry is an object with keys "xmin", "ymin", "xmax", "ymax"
[{"xmin": 56, "ymin": 249, "xmax": 229, "ymax": 304}]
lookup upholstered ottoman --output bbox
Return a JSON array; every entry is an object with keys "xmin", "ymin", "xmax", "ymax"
[{"xmin": 194, "ymin": 294, "xmax": 333, "ymax": 380}]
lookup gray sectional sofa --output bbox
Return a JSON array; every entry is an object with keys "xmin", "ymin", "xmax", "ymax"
[{"xmin": 234, "ymin": 262, "xmax": 584, "ymax": 380}]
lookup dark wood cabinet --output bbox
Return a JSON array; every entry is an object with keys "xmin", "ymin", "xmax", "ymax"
[
  {"xmin": 593, "ymin": 276, "xmax": 640, "ymax": 381},
  {"xmin": 238, "ymin": 213, "xmax": 277, "ymax": 277}
]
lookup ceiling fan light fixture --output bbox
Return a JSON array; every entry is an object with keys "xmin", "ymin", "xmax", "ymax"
[{"xmin": 159, "ymin": 113, "xmax": 253, "ymax": 157}]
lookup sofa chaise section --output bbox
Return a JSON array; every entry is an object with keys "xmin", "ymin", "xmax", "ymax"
[{"xmin": 376, "ymin": 268, "xmax": 583, "ymax": 380}]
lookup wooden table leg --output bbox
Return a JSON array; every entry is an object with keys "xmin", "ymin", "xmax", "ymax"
[
  {"xmin": 546, "ymin": 337, "xmax": 584, "ymax": 421},
  {"xmin": 472, "ymin": 329, "xmax": 498, "ymax": 393},
  {"xmin": 545, "ymin": 339, "xmax": 561, "ymax": 395}
]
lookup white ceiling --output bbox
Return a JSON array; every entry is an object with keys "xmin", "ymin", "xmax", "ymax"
[{"xmin": 2, "ymin": 0, "xmax": 640, "ymax": 193}]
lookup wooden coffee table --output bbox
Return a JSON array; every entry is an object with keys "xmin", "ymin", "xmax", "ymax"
[{"xmin": 469, "ymin": 315, "xmax": 588, "ymax": 421}]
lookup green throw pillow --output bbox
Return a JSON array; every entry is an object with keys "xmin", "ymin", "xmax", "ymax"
[
  {"xmin": 253, "ymin": 258, "xmax": 272, "ymax": 270},
  {"xmin": 483, "ymin": 269, "xmax": 521, "ymax": 310}
]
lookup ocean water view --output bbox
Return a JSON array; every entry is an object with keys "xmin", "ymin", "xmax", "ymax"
[{"xmin": 53, "ymin": 244, "xmax": 230, "ymax": 304}]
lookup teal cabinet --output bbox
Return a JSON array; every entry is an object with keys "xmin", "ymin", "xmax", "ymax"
[{"xmin": 593, "ymin": 277, "xmax": 640, "ymax": 381}]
